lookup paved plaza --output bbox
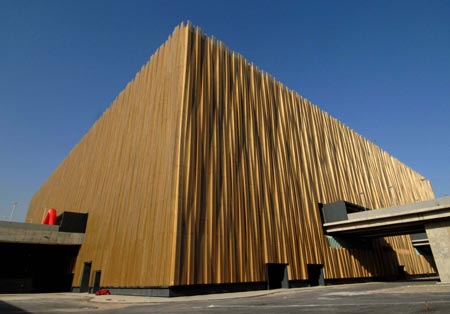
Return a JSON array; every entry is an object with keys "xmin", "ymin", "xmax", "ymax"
[{"xmin": 1, "ymin": 280, "xmax": 449, "ymax": 313}]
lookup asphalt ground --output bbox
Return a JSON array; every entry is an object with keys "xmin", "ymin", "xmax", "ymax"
[{"xmin": 1, "ymin": 280, "xmax": 450, "ymax": 313}]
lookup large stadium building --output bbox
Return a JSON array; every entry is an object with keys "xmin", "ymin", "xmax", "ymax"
[{"xmin": 25, "ymin": 23, "xmax": 437, "ymax": 296}]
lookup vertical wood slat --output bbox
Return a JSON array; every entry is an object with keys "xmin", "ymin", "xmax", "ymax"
[
  {"xmin": 26, "ymin": 24, "xmax": 190, "ymax": 287},
  {"xmin": 173, "ymin": 25, "xmax": 435, "ymax": 285},
  {"xmin": 26, "ymin": 23, "xmax": 435, "ymax": 288}
]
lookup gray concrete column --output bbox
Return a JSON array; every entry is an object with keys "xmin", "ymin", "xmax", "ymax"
[{"xmin": 425, "ymin": 220, "xmax": 450, "ymax": 283}]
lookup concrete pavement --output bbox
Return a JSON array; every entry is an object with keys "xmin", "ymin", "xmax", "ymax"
[{"xmin": 1, "ymin": 280, "xmax": 450, "ymax": 313}]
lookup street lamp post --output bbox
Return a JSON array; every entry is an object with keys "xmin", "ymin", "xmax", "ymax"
[{"xmin": 9, "ymin": 202, "xmax": 18, "ymax": 221}]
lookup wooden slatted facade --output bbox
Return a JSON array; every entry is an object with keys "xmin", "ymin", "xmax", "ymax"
[{"xmin": 26, "ymin": 23, "xmax": 435, "ymax": 291}]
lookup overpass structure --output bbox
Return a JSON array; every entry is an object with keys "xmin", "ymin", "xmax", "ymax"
[
  {"xmin": 321, "ymin": 196, "xmax": 450, "ymax": 283},
  {"xmin": 0, "ymin": 221, "xmax": 84, "ymax": 245},
  {"xmin": 0, "ymin": 212, "xmax": 87, "ymax": 293}
]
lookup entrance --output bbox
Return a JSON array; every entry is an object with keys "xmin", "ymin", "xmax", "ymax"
[
  {"xmin": 398, "ymin": 265, "xmax": 407, "ymax": 280},
  {"xmin": 0, "ymin": 243, "xmax": 78, "ymax": 293},
  {"xmin": 80, "ymin": 262, "xmax": 92, "ymax": 292},
  {"xmin": 307, "ymin": 264, "xmax": 324, "ymax": 286},
  {"xmin": 266, "ymin": 263, "xmax": 289, "ymax": 289},
  {"xmin": 93, "ymin": 270, "xmax": 101, "ymax": 293}
]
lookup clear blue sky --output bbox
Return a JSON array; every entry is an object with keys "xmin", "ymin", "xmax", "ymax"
[{"xmin": 1, "ymin": 0, "xmax": 449, "ymax": 222}]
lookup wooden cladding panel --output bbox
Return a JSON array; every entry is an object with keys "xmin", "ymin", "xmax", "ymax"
[
  {"xmin": 172, "ymin": 26, "xmax": 435, "ymax": 285},
  {"xmin": 27, "ymin": 23, "xmax": 434, "ymax": 288},
  {"xmin": 26, "ymin": 24, "xmax": 189, "ymax": 287}
]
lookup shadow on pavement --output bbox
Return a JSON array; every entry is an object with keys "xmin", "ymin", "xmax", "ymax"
[{"xmin": 0, "ymin": 300, "xmax": 31, "ymax": 313}]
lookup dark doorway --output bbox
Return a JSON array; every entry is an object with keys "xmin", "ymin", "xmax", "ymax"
[
  {"xmin": 80, "ymin": 262, "xmax": 92, "ymax": 292},
  {"xmin": 398, "ymin": 265, "xmax": 407, "ymax": 280},
  {"xmin": 307, "ymin": 264, "xmax": 324, "ymax": 286},
  {"xmin": 266, "ymin": 263, "xmax": 289, "ymax": 289},
  {"xmin": 93, "ymin": 270, "xmax": 101, "ymax": 293}
]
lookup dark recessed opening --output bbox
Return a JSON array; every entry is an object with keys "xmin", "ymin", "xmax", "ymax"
[
  {"xmin": 80, "ymin": 262, "xmax": 92, "ymax": 293},
  {"xmin": 307, "ymin": 264, "xmax": 324, "ymax": 287},
  {"xmin": 266, "ymin": 263, "xmax": 289, "ymax": 289},
  {"xmin": 92, "ymin": 270, "xmax": 101, "ymax": 293}
]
